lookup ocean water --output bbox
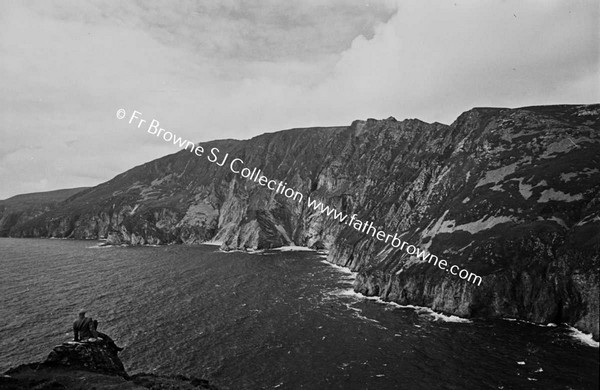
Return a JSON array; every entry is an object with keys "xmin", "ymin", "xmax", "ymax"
[{"xmin": 0, "ymin": 238, "xmax": 598, "ymax": 390}]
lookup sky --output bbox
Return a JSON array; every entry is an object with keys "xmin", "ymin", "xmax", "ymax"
[{"xmin": 0, "ymin": 0, "xmax": 598, "ymax": 200}]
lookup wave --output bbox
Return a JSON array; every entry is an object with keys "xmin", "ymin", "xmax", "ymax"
[
  {"xmin": 217, "ymin": 245, "xmax": 313, "ymax": 255},
  {"xmin": 334, "ymin": 288, "xmax": 472, "ymax": 323},
  {"xmin": 87, "ymin": 244, "xmax": 115, "ymax": 249},
  {"xmin": 319, "ymin": 259, "xmax": 357, "ymax": 278},
  {"xmin": 202, "ymin": 240, "xmax": 223, "ymax": 246},
  {"xmin": 272, "ymin": 246, "xmax": 314, "ymax": 252},
  {"xmin": 501, "ymin": 317, "xmax": 558, "ymax": 327},
  {"xmin": 501, "ymin": 319, "xmax": 597, "ymax": 347},
  {"xmin": 567, "ymin": 326, "xmax": 599, "ymax": 348},
  {"xmin": 87, "ymin": 242, "xmax": 164, "ymax": 249},
  {"xmin": 218, "ymin": 248, "xmax": 264, "ymax": 255},
  {"xmin": 86, "ymin": 242, "xmax": 120, "ymax": 249}
]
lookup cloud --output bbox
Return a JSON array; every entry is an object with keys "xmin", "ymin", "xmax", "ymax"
[
  {"xmin": 308, "ymin": 0, "xmax": 599, "ymax": 123},
  {"xmin": 0, "ymin": 0, "xmax": 597, "ymax": 199}
]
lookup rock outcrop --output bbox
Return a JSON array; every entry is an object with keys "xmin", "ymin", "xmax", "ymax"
[
  {"xmin": 6, "ymin": 104, "xmax": 600, "ymax": 339},
  {"xmin": 2, "ymin": 342, "xmax": 216, "ymax": 389},
  {"xmin": 44, "ymin": 341, "xmax": 126, "ymax": 376}
]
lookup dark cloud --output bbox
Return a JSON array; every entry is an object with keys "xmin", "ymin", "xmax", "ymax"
[{"xmin": 20, "ymin": 0, "xmax": 397, "ymax": 61}]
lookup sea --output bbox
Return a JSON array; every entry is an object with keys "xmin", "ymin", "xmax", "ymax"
[{"xmin": 0, "ymin": 238, "xmax": 598, "ymax": 390}]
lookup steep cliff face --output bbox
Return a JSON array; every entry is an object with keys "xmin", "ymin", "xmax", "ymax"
[
  {"xmin": 327, "ymin": 105, "xmax": 600, "ymax": 340},
  {"xmin": 8, "ymin": 104, "xmax": 599, "ymax": 339}
]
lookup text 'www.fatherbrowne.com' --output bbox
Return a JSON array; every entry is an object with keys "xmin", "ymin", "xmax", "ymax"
[
  {"xmin": 305, "ymin": 199, "xmax": 482, "ymax": 286},
  {"xmin": 118, "ymin": 108, "xmax": 483, "ymax": 286}
]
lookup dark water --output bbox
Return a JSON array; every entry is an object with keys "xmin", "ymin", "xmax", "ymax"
[{"xmin": 0, "ymin": 238, "xmax": 598, "ymax": 389}]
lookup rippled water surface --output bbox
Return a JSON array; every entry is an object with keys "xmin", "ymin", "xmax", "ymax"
[{"xmin": 0, "ymin": 238, "xmax": 598, "ymax": 389}]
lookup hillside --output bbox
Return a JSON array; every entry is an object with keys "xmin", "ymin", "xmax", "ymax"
[
  {"xmin": 0, "ymin": 187, "xmax": 88, "ymax": 236},
  {"xmin": 6, "ymin": 104, "xmax": 599, "ymax": 339}
]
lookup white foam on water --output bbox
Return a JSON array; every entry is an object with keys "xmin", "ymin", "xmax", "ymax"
[
  {"xmin": 501, "ymin": 317, "xmax": 559, "ymax": 327},
  {"xmin": 420, "ymin": 309, "xmax": 473, "ymax": 323},
  {"xmin": 335, "ymin": 288, "xmax": 371, "ymax": 300},
  {"xmin": 504, "ymin": 319, "xmax": 598, "ymax": 347},
  {"xmin": 334, "ymin": 289, "xmax": 472, "ymax": 323},
  {"xmin": 218, "ymin": 249, "xmax": 247, "ymax": 254},
  {"xmin": 343, "ymin": 303, "xmax": 361, "ymax": 313},
  {"xmin": 218, "ymin": 248, "xmax": 265, "ymax": 255},
  {"xmin": 352, "ymin": 312, "xmax": 388, "ymax": 330},
  {"xmin": 327, "ymin": 290, "xmax": 386, "ymax": 328},
  {"xmin": 89, "ymin": 243, "xmax": 160, "ymax": 248},
  {"xmin": 202, "ymin": 241, "xmax": 222, "ymax": 246},
  {"xmin": 567, "ymin": 326, "xmax": 599, "ymax": 348},
  {"xmin": 87, "ymin": 244, "xmax": 114, "ymax": 249},
  {"xmin": 88, "ymin": 241, "xmax": 157, "ymax": 248},
  {"xmin": 319, "ymin": 260, "xmax": 357, "ymax": 277},
  {"xmin": 353, "ymin": 312, "xmax": 380, "ymax": 324},
  {"xmin": 272, "ymin": 246, "xmax": 314, "ymax": 252}
]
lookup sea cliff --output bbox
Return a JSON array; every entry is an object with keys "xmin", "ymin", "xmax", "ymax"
[{"xmin": 3, "ymin": 104, "xmax": 599, "ymax": 340}]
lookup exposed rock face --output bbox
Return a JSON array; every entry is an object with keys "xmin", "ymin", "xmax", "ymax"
[
  {"xmin": 2, "ymin": 342, "xmax": 216, "ymax": 389},
  {"xmin": 7, "ymin": 104, "xmax": 600, "ymax": 339},
  {"xmin": 44, "ymin": 341, "xmax": 126, "ymax": 376}
]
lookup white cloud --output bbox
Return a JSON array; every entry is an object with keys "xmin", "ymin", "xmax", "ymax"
[{"xmin": 308, "ymin": 0, "xmax": 600, "ymax": 123}]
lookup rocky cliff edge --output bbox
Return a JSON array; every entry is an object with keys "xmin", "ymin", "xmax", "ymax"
[{"xmin": 1, "ymin": 341, "xmax": 216, "ymax": 390}]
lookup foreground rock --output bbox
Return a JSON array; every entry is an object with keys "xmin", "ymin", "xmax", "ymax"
[{"xmin": 2, "ymin": 341, "xmax": 216, "ymax": 390}]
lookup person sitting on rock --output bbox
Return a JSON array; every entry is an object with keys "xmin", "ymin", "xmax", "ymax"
[
  {"xmin": 73, "ymin": 309, "xmax": 123, "ymax": 352},
  {"xmin": 92, "ymin": 319, "xmax": 124, "ymax": 352},
  {"xmin": 73, "ymin": 309, "xmax": 97, "ymax": 342}
]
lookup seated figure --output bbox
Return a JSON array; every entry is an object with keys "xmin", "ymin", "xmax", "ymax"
[
  {"xmin": 73, "ymin": 309, "xmax": 97, "ymax": 341},
  {"xmin": 73, "ymin": 309, "xmax": 123, "ymax": 352}
]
